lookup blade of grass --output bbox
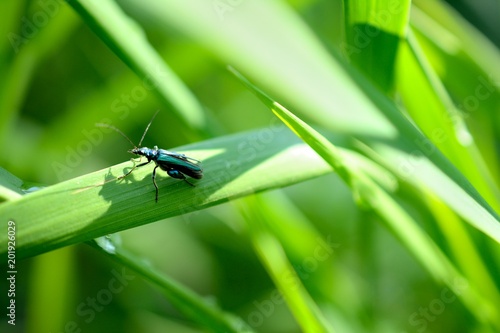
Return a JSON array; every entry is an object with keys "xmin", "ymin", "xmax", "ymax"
[
  {"xmin": 343, "ymin": 0, "xmax": 411, "ymax": 92},
  {"xmin": 411, "ymin": 1, "xmax": 500, "ymax": 185},
  {"xmin": 0, "ymin": 128, "xmax": 334, "ymax": 259},
  {"xmin": 0, "ymin": 3, "xmax": 80, "ymax": 147},
  {"xmin": 413, "ymin": 0, "xmax": 500, "ymax": 78},
  {"xmin": 238, "ymin": 196, "xmax": 335, "ymax": 333},
  {"xmin": 424, "ymin": 191, "xmax": 500, "ymax": 311},
  {"xmin": 250, "ymin": 190, "xmax": 338, "ymax": 303},
  {"xmin": 25, "ymin": 247, "xmax": 76, "ymax": 333},
  {"xmin": 119, "ymin": 0, "xmax": 398, "ymax": 138},
  {"xmin": 89, "ymin": 238, "xmax": 253, "ymax": 333},
  {"xmin": 66, "ymin": 0, "xmax": 210, "ymax": 136},
  {"xmin": 395, "ymin": 29, "xmax": 500, "ymax": 212}
]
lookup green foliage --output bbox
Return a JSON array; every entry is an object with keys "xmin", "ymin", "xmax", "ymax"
[{"xmin": 2, "ymin": 0, "xmax": 500, "ymax": 332}]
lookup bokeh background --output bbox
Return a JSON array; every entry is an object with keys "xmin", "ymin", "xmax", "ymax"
[{"xmin": 1, "ymin": 0, "xmax": 500, "ymax": 332}]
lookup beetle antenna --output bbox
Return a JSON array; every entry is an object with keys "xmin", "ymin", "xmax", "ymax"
[
  {"xmin": 95, "ymin": 123, "xmax": 137, "ymax": 148},
  {"xmin": 138, "ymin": 110, "xmax": 160, "ymax": 147}
]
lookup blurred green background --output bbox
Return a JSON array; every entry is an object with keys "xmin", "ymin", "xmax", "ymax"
[{"xmin": 1, "ymin": 0, "xmax": 500, "ymax": 332}]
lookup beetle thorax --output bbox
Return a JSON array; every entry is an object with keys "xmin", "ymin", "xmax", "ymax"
[{"xmin": 129, "ymin": 146, "xmax": 157, "ymax": 159}]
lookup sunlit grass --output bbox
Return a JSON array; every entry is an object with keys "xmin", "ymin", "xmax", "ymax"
[{"xmin": 1, "ymin": 1, "xmax": 500, "ymax": 332}]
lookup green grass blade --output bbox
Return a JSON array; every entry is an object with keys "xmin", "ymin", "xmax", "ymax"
[
  {"xmin": 66, "ymin": 0, "xmax": 209, "ymax": 134},
  {"xmin": 251, "ymin": 190, "xmax": 339, "ymax": 304},
  {"xmin": 238, "ymin": 197, "xmax": 335, "ymax": 333},
  {"xmin": 119, "ymin": 0, "xmax": 397, "ymax": 138},
  {"xmin": 25, "ymin": 247, "xmax": 76, "ymax": 333},
  {"xmin": 0, "ymin": 129, "xmax": 333, "ymax": 259},
  {"xmin": 89, "ymin": 239, "xmax": 253, "ymax": 333},
  {"xmin": 425, "ymin": 192, "xmax": 500, "ymax": 312},
  {"xmin": 411, "ymin": 1, "xmax": 500, "ymax": 186},
  {"xmin": 413, "ymin": 0, "xmax": 500, "ymax": 78},
  {"xmin": 343, "ymin": 0, "xmax": 411, "ymax": 91},
  {"xmin": 395, "ymin": 29, "xmax": 500, "ymax": 212},
  {"xmin": 0, "ymin": 4, "xmax": 80, "ymax": 146}
]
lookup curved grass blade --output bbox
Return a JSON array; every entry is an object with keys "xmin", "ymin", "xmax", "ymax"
[
  {"xmin": 118, "ymin": 0, "xmax": 398, "ymax": 139},
  {"xmin": 238, "ymin": 196, "xmax": 335, "ymax": 333},
  {"xmin": 66, "ymin": 0, "xmax": 209, "ymax": 134},
  {"xmin": 89, "ymin": 239, "xmax": 253, "ymax": 333},
  {"xmin": 0, "ymin": 4, "xmax": 80, "ymax": 147},
  {"xmin": 396, "ymin": 30, "xmax": 500, "ymax": 212},
  {"xmin": 0, "ymin": 128, "xmax": 333, "ymax": 259},
  {"xmin": 343, "ymin": 0, "xmax": 411, "ymax": 92}
]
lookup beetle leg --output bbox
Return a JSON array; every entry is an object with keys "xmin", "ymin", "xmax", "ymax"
[
  {"xmin": 135, "ymin": 160, "xmax": 152, "ymax": 169},
  {"xmin": 152, "ymin": 165, "xmax": 159, "ymax": 203},
  {"xmin": 167, "ymin": 169, "xmax": 195, "ymax": 187},
  {"xmin": 118, "ymin": 158, "xmax": 151, "ymax": 181}
]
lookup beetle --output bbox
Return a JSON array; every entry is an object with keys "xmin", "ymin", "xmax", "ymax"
[{"xmin": 96, "ymin": 111, "xmax": 202, "ymax": 202}]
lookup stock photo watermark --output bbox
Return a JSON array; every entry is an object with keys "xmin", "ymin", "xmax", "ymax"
[
  {"xmin": 5, "ymin": 220, "xmax": 17, "ymax": 326},
  {"xmin": 213, "ymin": 0, "xmax": 245, "ymax": 21},
  {"xmin": 405, "ymin": 278, "xmax": 469, "ymax": 333},
  {"xmin": 57, "ymin": 267, "xmax": 135, "ymax": 333},
  {"xmin": 8, "ymin": 0, "xmax": 63, "ymax": 53},
  {"xmin": 340, "ymin": 0, "xmax": 405, "ymax": 58},
  {"xmin": 398, "ymin": 74, "xmax": 499, "ymax": 178},
  {"xmin": 456, "ymin": 76, "xmax": 497, "ymax": 116}
]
